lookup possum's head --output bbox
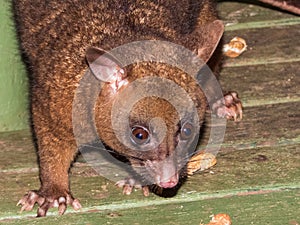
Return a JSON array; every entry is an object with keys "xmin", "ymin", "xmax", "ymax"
[{"xmin": 85, "ymin": 20, "xmax": 223, "ymax": 188}]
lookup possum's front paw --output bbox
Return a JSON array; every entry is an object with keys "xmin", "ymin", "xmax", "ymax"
[
  {"xmin": 17, "ymin": 190, "xmax": 81, "ymax": 217},
  {"xmin": 115, "ymin": 178, "xmax": 149, "ymax": 196},
  {"xmin": 212, "ymin": 91, "xmax": 243, "ymax": 121}
]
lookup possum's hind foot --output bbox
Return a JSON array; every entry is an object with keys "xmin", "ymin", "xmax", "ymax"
[
  {"xmin": 17, "ymin": 190, "xmax": 81, "ymax": 217},
  {"xmin": 212, "ymin": 91, "xmax": 243, "ymax": 121},
  {"xmin": 115, "ymin": 178, "xmax": 149, "ymax": 196}
]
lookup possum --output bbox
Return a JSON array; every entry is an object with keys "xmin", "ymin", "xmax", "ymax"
[{"xmin": 13, "ymin": 0, "xmax": 299, "ymax": 217}]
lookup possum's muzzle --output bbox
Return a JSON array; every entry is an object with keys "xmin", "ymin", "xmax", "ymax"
[{"xmin": 144, "ymin": 156, "xmax": 179, "ymax": 188}]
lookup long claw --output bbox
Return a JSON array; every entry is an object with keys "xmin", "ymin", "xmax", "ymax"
[
  {"xmin": 116, "ymin": 178, "xmax": 149, "ymax": 196},
  {"xmin": 37, "ymin": 201, "xmax": 51, "ymax": 217},
  {"xmin": 72, "ymin": 199, "xmax": 82, "ymax": 211},
  {"xmin": 17, "ymin": 190, "xmax": 82, "ymax": 217},
  {"xmin": 17, "ymin": 191, "xmax": 43, "ymax": 212},
  {"xmin": 58, "ymin": 197, "xmax": 67, "ymax": 215}
]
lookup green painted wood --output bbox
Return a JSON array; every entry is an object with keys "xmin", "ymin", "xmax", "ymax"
[
  {"xmin": 0, "ymin": 89, "xmax": 299, "ymax": 220},
  {"xmin": 0, "ymin": 0, "xmax": 299, "ymax": 224},
  {"xmin": 0, "ymin": 0, "xmax": 29, "ymax": 132},
  {"xmin": 220, "ymin": 62, "xmax": 300, "ymax": 107},
  {"xmin": 1, "ymin": 188, "xmax": 299, "ymax": 224},
  {"xmin": 218, "ymin": 1, "xmax": 300, "ymax": 25},
  {"xmin": 0, "ymin": 130, "xmax": 37, "ymax": 171},
  {"xmin": 222, "ymin": 25, "xmax": 300, "ymax": 67},
  {"xmin": 224, "ymin": 18, "xmax": 300, "ymax": 31}
]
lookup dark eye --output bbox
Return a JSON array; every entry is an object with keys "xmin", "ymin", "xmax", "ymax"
[
  {"xmin": 131, "ymin": 126, "xmax": 150, "ymax": 145},
  {"xmin": 180, "ymin": 123, "xmax": 194, "ymax": 140}
]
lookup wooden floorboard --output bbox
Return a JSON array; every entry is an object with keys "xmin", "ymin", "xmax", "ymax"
[{"xmin": 223, "ymin": 25, "xmax": 300, "ymax": 67}]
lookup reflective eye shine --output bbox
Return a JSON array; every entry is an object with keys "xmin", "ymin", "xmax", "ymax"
[
  {"xmin": 180, "ymin": 122, "xmax": 194, "ymax": 140},
  {"xmin": 131, "ymin": 126, "xmax": 150, "ymax": 145}
]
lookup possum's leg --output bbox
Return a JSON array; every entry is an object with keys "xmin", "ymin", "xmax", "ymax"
[
  {"xmin": 17, "ymin": 137, "xmax": 82, "ymax": 216},
  {"xmin": 17, "ymin": 97, "xmax": 82, "ymax": 216}
]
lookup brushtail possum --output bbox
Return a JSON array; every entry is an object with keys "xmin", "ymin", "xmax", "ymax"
[{"xmin": 13, "ymin": 0, "xmax": 299, "ymax": 217}]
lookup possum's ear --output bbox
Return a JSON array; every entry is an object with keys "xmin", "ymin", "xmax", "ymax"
[
  {"xmin": 86, "ymin": 47, "xmax": 124, "ymax": 82},
  {"xmin": 196, "ymin": 20, "xmax": 224, "ymax": 63}
]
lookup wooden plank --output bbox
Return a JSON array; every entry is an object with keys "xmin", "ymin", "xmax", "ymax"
[
  {"xmin": 1, "ymin": 100, "xmax": 298, "ymax": 218},
  {"xmin": 1, "ymin": 138, "xmax": 298, "ymax": 220},
  {"xmin": 0, "ymin": 0, "xmax": 29, "ymax": 132},
  {"xmin": 217, "ymin": 1, "xmax": 300, "ymax": 25},
  {"xmin": 1, "ymin": 188, "xmax": 299, "ymax": 224},
  {"xmin": 0, "ymin": 131, "xmax": 37, "ymax": 172},
  {"xmin": 222, "ymin": 102, "xmax": 300, "ymax": 144},
  {"xmin": 196, "ymin": 101, "xmax": 300, "ymax": 155},
  {"xmin": 1, "ymin": 1, "xmax": 299, "ymax": 224},
  {"xmin": 184, "ymin": 145, "xmax": 300, "ymax": 193},
  {"xmin": 224, "ymin": 17, "xmax": 300, "ymax": 31},
  {"xmin": 222, "ymin": 25, "xmax": 300, "ymax": 67},
  {"xmin": 219, "ymin": 62, "xmax": 300, "ymax": 106}
]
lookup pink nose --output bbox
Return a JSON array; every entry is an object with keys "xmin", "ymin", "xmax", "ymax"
[
  {"xmin": 159, "ymin": 180, "xmax": 178, "ymax": 189},
  {"xmin": 158, "ymin": 172, "xmax": 179, "ymax": 189}
]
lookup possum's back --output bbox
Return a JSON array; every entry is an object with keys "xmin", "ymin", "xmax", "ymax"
[
  {"xmin": 12, "ymin": 0, "xmax": 219, "ymax": 132},
  {"xmin": 13, "ymin": 0, "xmax": 217, "ymax": 75},
  {"xmin": 13, "ymin": 0, "xmax": 132, "ymax": 74},
  {"xmin": 11, "ymin": 0, "xmax": 216, "ymax": 143}
]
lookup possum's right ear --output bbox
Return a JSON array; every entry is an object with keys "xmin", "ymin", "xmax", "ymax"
[
  {"xmin": 194, "ymin": 20, "xmax": 224, "ymax": 63},
  {"xmin": 86, "ymin": 47, "xmax": 124, "ymax": 82}
]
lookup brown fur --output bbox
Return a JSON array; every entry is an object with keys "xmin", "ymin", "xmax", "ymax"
[
  {"xmin": 13, "ymin": 0, "xmax": 299, "ymax": 217},
  {"xmin": 13, "ymin": 0, "xmax": 224, "ymax": 216}
]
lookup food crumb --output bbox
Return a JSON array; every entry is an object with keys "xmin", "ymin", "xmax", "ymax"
[
  {"xmin": 187, "ymin": 152, "xmax": 217, "ymax": 175},
  {"xmin": 223, "ymin": 37, "xmax": 247, "ymax": 58},
  {"xmin": 200, "ymin": 213, "xmax": 232, "ymax": 225}
]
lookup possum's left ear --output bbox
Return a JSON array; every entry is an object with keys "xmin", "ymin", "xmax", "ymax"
[
  {"xmin": 194, "ymin": 20, "xmax": 224, "ymax": 63},
  {"xmin": 86, "ymin": 47, "xmax": 125, "ymax": 82}
]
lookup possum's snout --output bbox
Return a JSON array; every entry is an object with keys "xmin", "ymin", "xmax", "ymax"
[
  {"xmin": 146, "ymin": 157, "xmax": 179, "ymax": 188},
  {"xmin": 157, "ymin": 171, "xmax": 179, "ymax": 188}
]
